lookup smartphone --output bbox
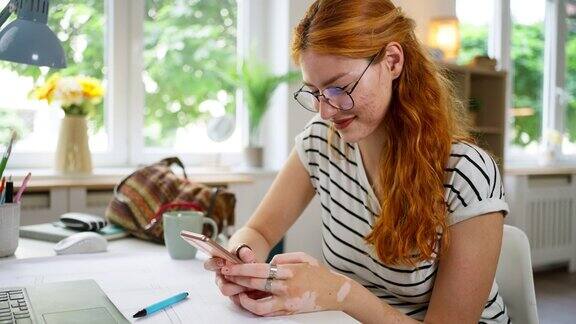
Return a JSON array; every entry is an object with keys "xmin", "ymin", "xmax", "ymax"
[{"xmin": 180, "ymin": 230, "xmax": 243, "ymax": 264}]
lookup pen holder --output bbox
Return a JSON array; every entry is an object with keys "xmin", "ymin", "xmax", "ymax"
[{"xmin": 0, "ymin": 203, "xmax": 20, "ymax": 257}]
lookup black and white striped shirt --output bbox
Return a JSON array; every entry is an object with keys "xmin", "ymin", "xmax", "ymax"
[{"xmin": 295, "ymin": 116, "xmax": 510, "ymax": 323}]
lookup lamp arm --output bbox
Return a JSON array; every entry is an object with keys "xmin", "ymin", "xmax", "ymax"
[{"xmin": 0, "ymin": 0, "xmax": 17, "ymax": 28}]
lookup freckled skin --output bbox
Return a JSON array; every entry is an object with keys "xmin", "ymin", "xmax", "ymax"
[{"xmin": 300, "ymin": 50, "xmax": 394, "ymax": 144}]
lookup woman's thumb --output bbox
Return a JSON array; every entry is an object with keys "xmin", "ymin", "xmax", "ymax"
[{"xmin": 237, "ymin": 246, "xmax": 256, "ymax": 263}]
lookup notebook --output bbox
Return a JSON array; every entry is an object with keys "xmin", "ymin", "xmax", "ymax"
[{"xmin": 19, "ymin": 222, "xmax": 128, "ymax": 242}]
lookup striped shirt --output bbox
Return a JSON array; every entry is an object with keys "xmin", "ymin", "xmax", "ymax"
[{"xmin": 295, "ymin": 115, "xmax": 511, "ymax": 323}]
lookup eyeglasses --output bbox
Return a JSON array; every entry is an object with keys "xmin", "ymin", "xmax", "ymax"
[{"xmin": 293, "ymin": 54, "xmax": 377, "ymax": 113}]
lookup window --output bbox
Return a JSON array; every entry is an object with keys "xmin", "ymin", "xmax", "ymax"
[
  {"xmin": 509, "ymin": 0, "xmax": 546, "ymax": 154},
  {"xmin": 142, "ymin": 0, "xmax": 239, "ymax": 154},
  {"xmin": 456, "ymin": 0, "xmax": 493, "ymax": 64},
  {"xmin": 1, "ymin": 0, "xmax": 248, "ymax": 169},
  {"xmin": 0, "ymin": 0, "xmax": 106, "ymax": 154},
  {"xmin": 459, "ymin": 0, "xmax": 576, "ymax": 163},
  {"xmin": 563, "ymin": 1, "xmax": 576, "ymax": 154}
]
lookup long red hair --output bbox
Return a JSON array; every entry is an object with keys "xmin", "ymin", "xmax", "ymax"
[{"xmin": 291, "ymin": 0, "xmax": 472, "ymax": 265}]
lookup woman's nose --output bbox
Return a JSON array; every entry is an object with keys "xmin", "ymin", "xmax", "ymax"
[{"xmin": 319, "ymin": 99, "xmax": 338, "ymax": 120}]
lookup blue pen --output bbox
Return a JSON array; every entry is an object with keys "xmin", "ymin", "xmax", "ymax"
[{"xmin": 132, "ymin": 292, "xmax": 189, "ymax": 318}]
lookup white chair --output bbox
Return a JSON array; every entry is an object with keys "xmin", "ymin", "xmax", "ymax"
[{"xmin": 495, "ymin": 225, "xmax": 539, "ymax": 324}]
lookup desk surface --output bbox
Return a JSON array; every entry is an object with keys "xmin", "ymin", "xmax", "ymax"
[
  {"xmin": 5, "ymin": 238, "xmax": 358, "ymax": 323},
  {"xmin": 13, "ymin": 237, "xmax": 165, "ymax": 260}
]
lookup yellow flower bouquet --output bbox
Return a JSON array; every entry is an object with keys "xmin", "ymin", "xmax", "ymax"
[{"xmin": 32, "ymin": 74, "xmax": 104, "ymax": 116}]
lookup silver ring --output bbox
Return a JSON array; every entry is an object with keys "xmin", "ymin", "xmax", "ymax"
[
  {"xmin": 268, "ymin": 264, "xmax": 278, "ymax": 280},
  {"xmin": 264, "ymin": 277, "xmax": 273, "ymax": 293},
  {"xmin": 234, "ymin": 244, "xmax": 251, "ymax": 259}
]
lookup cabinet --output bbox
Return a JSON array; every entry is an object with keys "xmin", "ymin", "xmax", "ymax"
[{"xmin": 443, "ymin": 63, "xmax": 507, "ymax": 174}]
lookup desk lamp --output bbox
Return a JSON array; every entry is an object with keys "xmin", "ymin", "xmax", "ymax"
[
  {"xmin": 0, "ymin": 0, "xmax": 66, "ymax": 68},
  {"xmin": 427, "ymin": 16, "xmax": 460, "ymax": 62}
]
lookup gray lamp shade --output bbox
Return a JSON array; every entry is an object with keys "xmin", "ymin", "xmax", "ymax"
[{"xmin": 0, "ymin": 18, "xmax": 66, "ymax": 68}]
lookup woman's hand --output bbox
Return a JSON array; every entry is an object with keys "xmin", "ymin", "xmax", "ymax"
[
  {"xmin": 203, "ymin": 246, "xmax": 267, "ymax": 306},
  {"xmin": 220, "ymin": 252, "xmax": 353, "ymax": 317}
]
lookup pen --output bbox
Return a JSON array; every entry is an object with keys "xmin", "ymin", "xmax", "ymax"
[
  {"xmin": 132, "ymin": 292, "xmax": 189, "ymax": 318},
  {"xmin": 4, "ymin": 177, "xmax": 13, "ymax": 204},
  {"xmin": 0, "ymin": 131, "xmax": 16, "ymax": 179},
  {"xmin": 14, "ymin": 172, "xmax": 31, "ymax": 203},
  {"xmin": 0, "ymin": 177, "xmax": 4, "ymax": 205}
]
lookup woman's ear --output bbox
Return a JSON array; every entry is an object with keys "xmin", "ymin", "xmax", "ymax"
[{"xmin": 383, "ymin": 42, "xmax": 404, "ymax": 80}]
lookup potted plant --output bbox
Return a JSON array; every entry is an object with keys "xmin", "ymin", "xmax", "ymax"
[
  {"xmin": 221, "ymin": 58, "xmax": 300, "ymax": 167},
  {"xmin": 32, "ymin": 73, "xmax": 104, "ymax": 174}
]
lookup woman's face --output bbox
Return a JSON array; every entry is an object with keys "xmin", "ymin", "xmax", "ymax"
[{"xmin": 299, "ymin": 46, "xmax": 402, "ymax": 143}]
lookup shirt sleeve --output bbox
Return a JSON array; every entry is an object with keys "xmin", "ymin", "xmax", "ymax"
[
  {"xmin": 294, "ymin": 115, "xmax": 324, "ymax": 176},
  {"xmin": 444, "ymin": 143, "xmax": 509, "ymax": 226}
]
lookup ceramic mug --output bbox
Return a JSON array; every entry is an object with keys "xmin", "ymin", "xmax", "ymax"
[{"xmin": 163, "ymin": 211, "xmax": 218, "ymax": 260}]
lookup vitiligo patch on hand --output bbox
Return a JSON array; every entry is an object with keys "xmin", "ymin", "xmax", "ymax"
[
  {"xmin": 336, "ymin": 281, "xmax": 351, "ymax": 302},
  {"xmin": 284, "ymin": 291, "xmax": 323, "ymax": 313}
]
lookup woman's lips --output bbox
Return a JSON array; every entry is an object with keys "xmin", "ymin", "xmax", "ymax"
[{"xmin": 333, "ymin": 117, "xmax": 355, "ymax": 130}]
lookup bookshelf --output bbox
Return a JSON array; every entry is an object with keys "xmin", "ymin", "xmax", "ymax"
[{"xmin": 442, "ymin": 63, "xmax": 507, "ymax": 173}]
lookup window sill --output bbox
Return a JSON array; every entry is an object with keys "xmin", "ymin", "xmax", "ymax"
[
  {"xmin": 5, "ymin": 166, "xmax": 278, "ymax": 191},
  {"xmin": 505, "ymin": 164, "xmax": 576, "ymax": 176}
]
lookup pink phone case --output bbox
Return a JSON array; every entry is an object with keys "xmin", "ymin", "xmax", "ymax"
[{"xmin": 180, "ymin": 230, "xmax": 243, "ymax": 264}]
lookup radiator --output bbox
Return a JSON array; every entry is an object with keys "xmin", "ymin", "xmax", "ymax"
[{"xmin": 505, "ymin": 172, "xmax": 576, "ymax": 272}]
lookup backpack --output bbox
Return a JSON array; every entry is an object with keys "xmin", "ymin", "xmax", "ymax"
[{"xmin": 105, "ymin": 157, "xmax": 236, "ymax": 243}]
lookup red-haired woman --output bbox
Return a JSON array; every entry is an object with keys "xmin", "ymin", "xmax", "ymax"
[{"xmin": 204, "ymin": 0, "xmax": 510, "ymax": 322}]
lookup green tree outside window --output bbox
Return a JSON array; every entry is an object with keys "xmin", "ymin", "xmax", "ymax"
[
  {"xmin": 0, "ymin": 0, "xmax": 105, "ymax": 143},
  {"xmin": 459, "ymin": 22, "xmax": 546, "ymax": 147},
  {"xmin": 143, "ymin": 0, "xmax": 237, "ymax": 148},
  {"xmin": 0, "ymin": 0, "xmax": 239, "ymax": 151}
]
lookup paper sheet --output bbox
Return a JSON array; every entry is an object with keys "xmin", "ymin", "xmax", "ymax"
[{"xmin": 0, "ymin": 251, "xmax": 357, "ymax": 323}]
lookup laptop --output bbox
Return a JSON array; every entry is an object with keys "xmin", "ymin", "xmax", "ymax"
[{"xmin": 0, "ymin": 280, "xmax": 128, "ymax": 324}]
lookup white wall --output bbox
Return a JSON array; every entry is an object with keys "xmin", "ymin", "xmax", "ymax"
[
  {"xmin": 280, "ymin": 0, "xmax": 324, "ymax": 260},
  {"xmin": 238, "ymin": 0, "xmax": 323, "ymax": 260},
  {"xmin": 393, "ymin": 0, "xmax": 456, "ymax": 41}
]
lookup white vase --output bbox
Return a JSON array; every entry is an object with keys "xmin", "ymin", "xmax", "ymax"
[
  {"xmin": 55, "ymin": 115, "xmax": 93, "ymax": 174},
  {"xmin": 243, "ymin": 146, "xmax": 263, "ymax": 168}
]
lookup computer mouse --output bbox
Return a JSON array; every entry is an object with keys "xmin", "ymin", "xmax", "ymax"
[
  {"xmin": 59, "ymin": 212, "xmax": 108, "ymax": 231},
  {"xmin": 54, "ymin": 232, "xmax": 108, "ymax": 255}
]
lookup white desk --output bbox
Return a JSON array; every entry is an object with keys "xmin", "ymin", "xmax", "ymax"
[
  {"xmin": 12, "ymin": 237, "xmax": 166, "ymax": 260},
  {"xmin": 3, "ymin": 238, "xmax": 357, "ymax": 323}
]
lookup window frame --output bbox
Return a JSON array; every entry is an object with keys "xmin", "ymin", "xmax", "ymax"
[
  {"xmin": 126, "ymin": 0, "xmax": 246, "ymax": 167},
  {"xmin": 7, "ymin": 0, "xmax": 128, "ymax": 168},
  {"xmin": 7, "ymin": 0, "xmax": 250, "ymax": 169},
  {"xmin": 555, "ymin": 0, "xmax": 576, "ymax": 162},
  {"xmin": 488, "ymin": 0, "xmax": 576, "ymax": 165}
]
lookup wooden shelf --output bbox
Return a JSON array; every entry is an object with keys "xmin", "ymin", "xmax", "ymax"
[
  {"xmin": 441, "ymin": 62, "xmax": 506, "ymax": 77},
  {"xmin": 442, "ymin": 63, "xmax": 507, "ymax": 174},
  {"xmin": 469, "ymin": 126, "xmax": 504, "ymax": 134}
]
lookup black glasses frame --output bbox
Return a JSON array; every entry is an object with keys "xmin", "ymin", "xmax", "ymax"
[{"xmin": 293, "ymin": 54, "xmax": 378, "ymax": 112}]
